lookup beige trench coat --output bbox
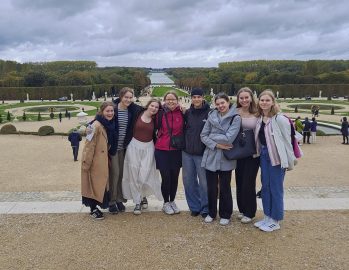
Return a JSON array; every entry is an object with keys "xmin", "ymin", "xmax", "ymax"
[{"xmin": 81, "ymin": 120, "xmax": 109, "ymax": 203}]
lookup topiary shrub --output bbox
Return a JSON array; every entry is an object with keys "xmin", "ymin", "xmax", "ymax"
[
  {"xmin": 38, "ymin": 125, "xmax": 55, "ymax": 136},
  {"xmin": 0, "ymin": 124, "xmax": 17, "ymax": 134},
  {"xmin": 50, "ymin": 112, "xmax": 54, "ymax": 119},
  {"xmin": 37, "ymin": 112, "xmax": 42, "ymax": 121},
  {"xmin": 0, "ymin": 113, "xmax": 2, "ymax": 123},
  {"xmin": 22, "ymin": 112, "xmax": 27, "ymax": 121},
  {"xmin": 7, "ymin": 111, "xmax": 11, "ymax": 121},
  {"xmin": 294, "ymin": 105, "xmax": 298, "ymax": 113},
  {"xmin": 331, "ymin": 106, "xmax": 335, "ymax": 115}
]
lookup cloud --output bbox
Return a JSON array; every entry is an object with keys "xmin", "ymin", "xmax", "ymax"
[{"xmin": 0, "ymin": 0, "xmax": 348, "ymax": 67}]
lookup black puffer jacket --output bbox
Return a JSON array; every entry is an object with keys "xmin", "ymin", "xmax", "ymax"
[{"xmin": 183, "ymin": 101, "xmax": 211, "ymax": 155}]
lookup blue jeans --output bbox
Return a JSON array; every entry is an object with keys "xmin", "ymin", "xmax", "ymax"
[
  {"xmin": 182, "ymin": 151, "xmax": 208, "ymax": 214},
  {"xmin": 260, "ymin": 146, "xmax": 285, "ymax": 221}
]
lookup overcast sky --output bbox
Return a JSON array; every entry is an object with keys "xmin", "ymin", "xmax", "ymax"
[{"xmin": 1, "ymin": 0, "xmax": 348, "ymax": 68}]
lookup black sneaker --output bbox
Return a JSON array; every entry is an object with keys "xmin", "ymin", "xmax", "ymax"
[
  {"xmin": 108, "ymin": 203, "xmax": 119, "ymax": 214},
  {"xmin": 90, "ymin": 209, "xmax": 104, "ymax": 220},
  {"xmin": 191, "ymin": 211, "xmax": 200, "ymax": 217},
  {"xmin": 116, "ymin": 202, "xmax": 126, "ymax": 212},
  {"xmin": 141, "ymin": 197, "xmax": 148, "ymax": 209},
  {"xmin": 133, "ymin": 204, "xmax": 141, "ymax": 215}
]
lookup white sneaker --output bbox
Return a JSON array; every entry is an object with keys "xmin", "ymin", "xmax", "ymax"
[
  {"xmin": 241, "ymin": 216, "xmax": 252, "ymax": 224},
  {"xmin": 219, "ymin": 218, "xmax": 230, "ymax": 226},
  {"xmin": 254, "ymin": 216, "xmax": 269, "ymax": 228},
  {"xmin": 162, "ymin": 202, "xmax": 174, "ymax": 215},
  {"xmin": 237, "ymin": 212, "xmax": 244, "ymax": 219},
  {"xmin": 259, "ymin": 219, "xmax": 280, "ymax": 232},
  {"xmin": 170, "ymin": 201, "xmax": 180, "ymax": 214},
  {"xmin": 204, "ymin": 215, "xmax": 214, "ymax": 223}
]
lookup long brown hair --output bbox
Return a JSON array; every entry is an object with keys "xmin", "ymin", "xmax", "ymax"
[
  {"xmin": 98, "ymin": 101, "xmax": 114, "ymax": 116},
  {"xmin": 256, "ymin": 89, "xmax": 280, "ymax": 117},
  {"xmin": 236, "ymin": 87, "xmax": 257, "ymax": 114},
  {"xmin": 145, "ymin": 98, "xmax": 162, "ymax": 109}
]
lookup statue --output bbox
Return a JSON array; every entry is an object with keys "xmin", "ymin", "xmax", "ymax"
[
  {"xmin": 26, "ymin": 93, "xmax": 29, "ymax": 102},
  {"xmin": 92, "ymin": 92, "xmax": 96, "ymax": 100},
  {"xmin": 70, "ymin": 93, "xmax": 73, "ymax": 101},
  {"xmin": 319, "ymin": 90, "xmax": 322, "ymax": 98},
  {"xmin": 276, "ymin": 91, "xmax": 279, "ymax": 99}
]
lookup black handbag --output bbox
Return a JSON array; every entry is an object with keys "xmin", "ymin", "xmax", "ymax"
[
  {"xmin": 164, "ymin": 113, "xmax": 185, "ymax": 150},
  {"xmin": 223, "ymin": 115, "xmax": 256, "ymax": 160}
]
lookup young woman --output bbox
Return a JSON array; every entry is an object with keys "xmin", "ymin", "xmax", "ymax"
[
  {"xmin": 155, "ymin": 91, "xmax": 184, "ymax": 215},
  {"xmin": 341, "ymin": 117, "xmax": 349, "ymax": 144},
  {"xmin": 122, "ymin": 99, "xmax": 163, "ymax": 215},
  {"xmin": 235, "ymin": 87, "xmax": 260, "ymax": 224},
  {"xmin": 200, "ymin": 93, "xmax": 241, "ymax": 226},
  {"xmin": 108, "ymin": 87, "xmax": 142, "ymax": 214},
  {"xmin": 254, "ymin": 90, "xmax": 297, "ymax": 232},
  {"xmin": 81, "ymin": 101, "xmax": 115, "ymax": 220}
]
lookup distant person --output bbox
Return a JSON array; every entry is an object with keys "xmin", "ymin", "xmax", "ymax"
[
  {"xmin": 302, "ymin": 117, "xmax": 311, "ymax": 144},
  {"xmin": 68, "ymin": 128, "xmax": 82, "ymax": 161},
  {"xmin": 310, "ymin": 117, "xmax": 317, "ymax": 143},
  {"xmin": 81, "ymin": 102, "xmax": 115, "ymax": 220},
  {"xmin": 294, "ymin": 116, "xmax": 303, "ymax": 133},
  {"xmin": 341, "ymin": 117, "xmax": 349, "ymax": 144},
  {"xmin": 59, "ymin": 112, "xmax": 62, "ymax": 122}
]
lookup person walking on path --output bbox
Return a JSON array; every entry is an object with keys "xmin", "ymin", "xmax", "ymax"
[
  {"xmin": 108, "ymin": 87, "xmax": 142, "ymax": 214},
  {"xmin": 122, "ymin": 99, "xmax": 163, "ymax": 215},
  {"xmin": 182, "ymin": 88, "xmax": 210, "ymax": 218},
  {"xmin": 302, "ymin": 117, "xmax": 311, "ymax": 144},
  {"xmin": 310, "ymin": 117, "xmax": 317, "ymax": 143},
  {"xmin": 200, "ymin": 93, "xmax": 241, "ymax": 226},
  {"xmin": 68, "ymin": 128, "xmax": 82, "ymax": 161},
  {"xmin": 235, "ymin": 87, "xmax": 260, "ymax": 224},
  {"xmin": 155, "ymin": 91, "xmax": 184, "ymax": 215},
  {"xmin": 294, "ymin": 116, "xmax": 303, "ymax": 133},
  {"xmin": 59, "ymin": 112, "xmax": 62, "ymax": 122},
  {"xmin": 341, "ymin": 117, "xmax": 349, "ymax": 144},
  {"xmin": 81, "ymin": 101, "xmax": 115, "ymax": 220},
  {"xmin": 253, "ymin": 90, "xmax": 297, "ymax": 232}
]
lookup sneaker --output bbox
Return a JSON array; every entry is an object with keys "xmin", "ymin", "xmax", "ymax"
[
  {"xmin": 162, "ymin": 202, "xmax": 175, "ymax": 215},
  {"xmin": 116, "ymin": 202, "xmax": 126, "ymax": 212},
  {"xmin": 204, "ymin": 215, "xmax": 214, "ymax": 223},
  {"xmin": 108, "ymin": 203, "xmax": 119, "ymax": 215},
  {"xmin": 90, "ymin": 209, "xmax": 104, "ymax": 220},
  {"xmin": 237, "ymin": 212, "xmax": 244, "ymax": 219},
  {"xmin": 241, "ymin": 216, "xmax": 252, "ymax": 224},
  {"xmin": 169, "ymin": 201, "xmax": 180, "ymax": 214},
  {"xmin": 219, "ymin": 218, "xmax": 230, "ymax": 226},
  {"xmin": 190, "ymin": 211, "xmax": 200, "ymax": 217},
  {"xmin": 141, "ymin": 197, "xmax": 148, "ymax": 209},
  {"xmin": 259, "ymin": 219, "xmax": 280, "ymax": 232},
  {"xmin": 133, "ymin": 204, "xmax": 141, "ymax": 215},
  {"xmin": 254, "ymin": 216, "xmax": 269, "ymax": 228}
]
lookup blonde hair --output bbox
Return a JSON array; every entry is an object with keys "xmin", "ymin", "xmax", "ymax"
[
  {"xmin": 236, "ymin": 87, "xmax": 257, "ymax": 114},
  {"xmin": 98, "ymin": 101, "xmax": 114, "ymax": 116},
  {"xmin": 119, "ymin": 87, "xmax": 134, "ymax": 99},
  {"xmin": 256, "ymin": 89, "xmax": 280, "ymax": 117}
]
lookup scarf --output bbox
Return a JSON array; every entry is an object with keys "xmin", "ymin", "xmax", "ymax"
[{"xmin": 95, "ymin": 114, "xmax": 117, "ymax": 155}]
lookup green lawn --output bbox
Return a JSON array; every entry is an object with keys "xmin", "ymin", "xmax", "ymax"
[
  {"xmin": 0, "ymin": 101, "xmax": 101, "ymax": 124},
  {"xmin": 151, "ymin": 86, "xmax": 188, "ymax": 97}
]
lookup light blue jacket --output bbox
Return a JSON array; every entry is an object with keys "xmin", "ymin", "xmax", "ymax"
[{"xmin": 200, "ymin": 106, "xmax": 241, "ymax": 172}]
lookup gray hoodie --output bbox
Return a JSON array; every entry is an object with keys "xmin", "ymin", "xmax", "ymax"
[{"xmin": 200, "ymin": 105, "xmax": 241, "ymax": 172}]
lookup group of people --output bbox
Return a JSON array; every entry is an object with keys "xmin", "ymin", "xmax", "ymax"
[
  {"xmin": 295, "ymin": 116, "xmax": 318, "ymax": 144},
  {"xmin": 80, "ymin": 87, "xmax": 297, "ymax": 232}
]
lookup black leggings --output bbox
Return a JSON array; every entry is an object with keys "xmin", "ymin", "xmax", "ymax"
[
  {"xmin": 343, "ymin": 135, "xmax": 349, "ymax": 143},
  {"xmin": 159, "ymin": 167, "xmax": 180, "ymax": 203}
]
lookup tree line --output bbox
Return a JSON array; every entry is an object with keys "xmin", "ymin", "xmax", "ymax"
[
  {"xmin": 0, "ymin": 60, "xmax": 150, "ymax": 98},
  {"xmin": 165, "ymin": 60, "xmax": 349, "ymax": 96}
]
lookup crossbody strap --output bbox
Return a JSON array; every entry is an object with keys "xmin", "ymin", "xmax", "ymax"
[{"xmin": 164, "ymin": 112, "xmax": 173, "ymax": 137}]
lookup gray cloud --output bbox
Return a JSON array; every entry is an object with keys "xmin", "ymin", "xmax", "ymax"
[{"xmin": 0, "ymin": 0, "xmax": 348, "ymax": 67}]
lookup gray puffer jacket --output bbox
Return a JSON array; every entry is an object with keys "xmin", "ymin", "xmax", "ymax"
[{"xmin": 200, "ymin": 105, "xmax": 241, "ymax": 172}]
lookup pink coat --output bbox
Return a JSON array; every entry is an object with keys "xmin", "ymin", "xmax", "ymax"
[{"xmin": 155, "ymin": 106, "xmax": 184, "ymax": 151}]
